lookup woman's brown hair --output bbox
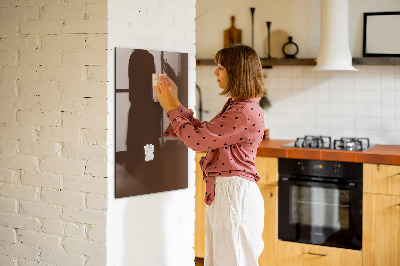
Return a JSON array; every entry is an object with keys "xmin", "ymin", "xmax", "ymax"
[{"xmin": 214, "ymin": 44, "xmax": 267, "ymax": 99}]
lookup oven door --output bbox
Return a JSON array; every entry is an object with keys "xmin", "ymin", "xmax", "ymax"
[{"xmin": 278, "ymin": 176, "xmax": 362, "ymax": 250}]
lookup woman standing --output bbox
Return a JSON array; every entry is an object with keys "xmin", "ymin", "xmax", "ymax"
[{"xmin": 154, "ymin": 44, "xmax": 266, "ymax": 266}]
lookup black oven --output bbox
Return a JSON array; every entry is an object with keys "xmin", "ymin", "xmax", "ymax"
[{"xmin": 278, "ymin": 158, "xmax": 363, "ymax": 250}]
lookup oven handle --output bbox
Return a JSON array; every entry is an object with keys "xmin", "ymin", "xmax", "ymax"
[{"xmin": 280, "ymin": 177, "xmax": 357, "ymax": 189}]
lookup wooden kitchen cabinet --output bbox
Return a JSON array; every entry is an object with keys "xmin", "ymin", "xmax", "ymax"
[
  {"xmin": 195, "ymin": 151, "xmax": 207, "ymax": 258},
  {"xmin": 364, "ymin": 163, "xmax": 400, "ymax": 196},
  {"xmin": 363, "ymin": 164, "xmax": 400, "ymax": 266},
  {"xmin": 363, "ymin": 193, "xmax": 400, "ymax": 266},
  {"xmin": 259, "ymin": 184, "xmax": 278, "ymax": 266},
  {"xmin": 276, "ymin": 241, "xmax": 362, "ymax": 266},
  {"xmin": 194, "ymin": 154, "xmax": 279, "ymax": 264},
  {"xmin": 255, "ymin": 156, "xmax": 278, "ymax": 186}
]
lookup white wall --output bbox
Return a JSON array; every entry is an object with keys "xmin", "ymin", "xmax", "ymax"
[
  {"xmin": 196, "ymin": 0, "xmax": 400, "ymax": 145},
  {"xmin": 196, "ymin": 0, "xmax": 319, "ymax": 59},
  {"xmin": 107, "ymin": 1, "xmax": 197, "ymax": 265},
  {"xmin": 0, "ymin": 1, "xmax": 108, "ymax": 265},
  {"xmin": 196, "ymin": 0, "xmax": 400, "ymax": 58}
]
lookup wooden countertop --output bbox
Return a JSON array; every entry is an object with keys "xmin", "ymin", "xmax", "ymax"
[{"xmin": 256, "ymin": 139, "xmax": 400, "ymax": 165}]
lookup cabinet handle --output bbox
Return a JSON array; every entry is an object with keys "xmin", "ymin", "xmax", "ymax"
[
  {"xmin": 307, "ymin": 252, "xmax": 328, "ymax": 256},
  {"xmin": 397, "ymin": 204, "xmax": 400, "ymax": 207}
]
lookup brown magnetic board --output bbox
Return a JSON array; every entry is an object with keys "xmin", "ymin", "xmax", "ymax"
[{"xmin": 115, "ymin": 48, "xmax": 188, "ymax": 198}]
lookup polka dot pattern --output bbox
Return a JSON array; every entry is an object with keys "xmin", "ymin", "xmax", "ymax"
[{"xmin": 162, "ymin": 97, "xmax": 265, "ymax": 206}]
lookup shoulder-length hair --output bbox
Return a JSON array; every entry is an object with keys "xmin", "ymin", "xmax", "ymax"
[{"xmin": 214, "ymin": 44, "xmax": 267, "ymax": 99}]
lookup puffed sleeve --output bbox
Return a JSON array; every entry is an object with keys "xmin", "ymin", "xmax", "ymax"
[
  {"xmin": 165, "ymin": 106, "xmax": 249, "ymax": 152},
  {"xmin": 162, "ymin": 103, "xmax": 202, "ymax": 137}
]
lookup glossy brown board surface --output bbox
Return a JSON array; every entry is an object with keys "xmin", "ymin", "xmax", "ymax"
[{"xmin": 115, "ymin": 48, "xmax": 188, "ymax": 198}]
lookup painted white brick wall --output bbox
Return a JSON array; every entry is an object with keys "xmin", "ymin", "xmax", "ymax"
[
  {"xmin": 196, "ymin": 65, "xmax": 400, "ymax": 145},
  {"xmin": 0, "ymin": 1, "xmax": 108, "ymax": 266},
  {"xmin": 107, "ymin": 0, "xmax": 197, "ymax": 265}
]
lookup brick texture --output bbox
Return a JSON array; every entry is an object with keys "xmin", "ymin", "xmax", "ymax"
[
  {"xmin": 0, "ymin": 1, "xmax": 108, "ymax": 264},
  {"xmin": 41, "ymin": 219, "xmax": 64, "ymax": 236},
  {"xmin": 40, "ymin": 249, "xmax": 85, "ymax": 266},
  {"xmin": 1, "ymin": 0, "xmax": 197, "ymax": 264},
  {"xmin": 19, "ymin": 229, "xmax": 61, "ymax": 251}
]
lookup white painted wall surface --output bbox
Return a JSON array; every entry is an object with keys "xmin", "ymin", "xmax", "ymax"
[
  {"xmin": 197, "ymin": 65, "xmax": 400, "ymax": 145},
  {"xmin": 107, "ymin": 0, "xmax": 197, "ymax": 265},
  {"xmin": 196, "ymin": 0, "xmax": 400, "ymax": 58},
  {"xmin": 196, "ymin": 0, "xmax": 400, "ymax": 145}
]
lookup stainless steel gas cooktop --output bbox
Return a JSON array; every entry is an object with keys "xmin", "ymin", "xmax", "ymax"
[{"xmin": 282, "ymin": 135, "xmax": 376, "ymax": 151}]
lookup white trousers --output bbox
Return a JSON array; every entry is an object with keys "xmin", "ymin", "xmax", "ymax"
[{"xmin": 205, "ymin": 176, "xmax": 265, "ymax": 266}]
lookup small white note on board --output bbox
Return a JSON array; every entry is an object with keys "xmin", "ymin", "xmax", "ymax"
[{"xmin": 144, "ymin": 144, "xmax": 154, "ymax": 161}]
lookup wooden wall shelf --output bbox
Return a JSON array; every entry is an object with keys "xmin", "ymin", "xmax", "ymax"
[
  {"xmin": 196, "ymin": 57, "xmax": 400, "ymax": 67},
  {"xmin": 352, "ymin": 57, "xmax": 400, "ymax": 65}
]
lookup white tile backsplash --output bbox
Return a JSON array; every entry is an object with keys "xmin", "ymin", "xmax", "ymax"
[
  {"xmin": 382, "ymin": 105, "xmax": 395, "ymax": 118},
  {"xmin": 382, "ymin": 117, "xmax": 396, "ymax": 131},
  {"xmin": 382, "ymin": 90, "xmax": 395, "ymax": 104},
  {"xmin": 367, "ymin": 104, "xmax": 382, "ymax": 118},
  {"xmin": 367, "ymin": 91, "xmax": 381, "ymax": 105},
  {"xmin": 355, "ymin": 117, "xmax": 368, "ymax": 130},
  {"xmin": 196, "ymin": 65, "xmax": 400, "ymax": 144}
]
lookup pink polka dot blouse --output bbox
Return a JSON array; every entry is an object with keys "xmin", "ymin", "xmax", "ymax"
[{"xmin": 162, "ymin": 97, "xmax": 265, "ymax": 206}]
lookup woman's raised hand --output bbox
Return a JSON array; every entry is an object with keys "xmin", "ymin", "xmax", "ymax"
[
  {"xmin": 153, "ymin": 76, "xmax": 175, "ymax": 113},
  {"xmin": 160, "ymin": 76, "xmax": 180, "ymax": 108}
]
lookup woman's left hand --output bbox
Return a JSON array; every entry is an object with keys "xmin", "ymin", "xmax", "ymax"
[{"xmin": 153, "ymin": 78, "xmax": 175, "ymax": 113}]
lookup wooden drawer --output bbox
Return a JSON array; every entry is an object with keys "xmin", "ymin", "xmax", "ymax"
[
  {"xmin": 277, "ymin": 241, "xmax": 362, "ymax": 266},
  {"xmin": 364, "ymin": 164, "xmax": 400, "ymax": 196}
]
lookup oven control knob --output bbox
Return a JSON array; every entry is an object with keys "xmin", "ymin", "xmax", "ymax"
[
  {"xmin": 298, "ymin": 161, "xmax": 305, "ymax": 171},
  {"xmin": 334, "ymin": 165, "xmax": 340, "ymax": 174}
]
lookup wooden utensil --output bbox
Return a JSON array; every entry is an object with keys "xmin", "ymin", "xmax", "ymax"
[{"xmin": 224, "ymin": 16, "xmax": 242, "ymax": 48}]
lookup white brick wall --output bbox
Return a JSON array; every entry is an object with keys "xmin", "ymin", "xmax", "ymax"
[
  {"xmin": 1, "ymin": 0, "xmax": 198, "ymax": 264},
  {"xmin": 0, "ymin": 0, "xmax": 108, "ymax": 265},
  {"xmin": 40, "ymin": 249, "xmax": 85, "ymax": 266}
]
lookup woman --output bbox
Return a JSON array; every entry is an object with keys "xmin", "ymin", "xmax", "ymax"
[{"xmin": 153, "ymin": 44, "xmax": 266, "ymax": 266}]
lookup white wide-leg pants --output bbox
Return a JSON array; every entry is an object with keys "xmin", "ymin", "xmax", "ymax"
[{"xmin": 205, "ymin": 176, "xmax": 265, "ymax": 266}]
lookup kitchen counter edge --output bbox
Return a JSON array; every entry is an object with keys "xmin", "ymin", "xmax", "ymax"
[{"xmin": 196, "ymin": 139, "xmax": 400, "ymax": 165}]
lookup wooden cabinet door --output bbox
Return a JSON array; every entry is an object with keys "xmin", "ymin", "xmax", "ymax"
[
  {"xmin": 276, "ymin": 241, "xmax": 362, "ymax": 266},
  {"xmin": 195, "ymin": 152, "xmax": 207, "ymax": 258},
  {"xmin": 255, "ymin": 156, "xmax": 278, "ymax": 186},
  {"xmin": 363, "ymin": 193, "xmax": 400, "ymax": 266},
  {"xmin": 364, "ymin": 164, "xmax": 400, "ymax": 196},
  {"xmin": 259, "ymin": 185, "xmax": 278, "ymax": 266}
]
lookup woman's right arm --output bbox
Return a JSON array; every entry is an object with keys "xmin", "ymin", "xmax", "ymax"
[
  {"xmin": 162, "ymin": 102, "xmax": 202, "ymax": 138},
  {"xmin": 161, "ymin": 76, "xmax": 203, "ymax": 137},
  {"xmin": 175, "ymin": 102, "xmax": 202, "ymax": 128}
]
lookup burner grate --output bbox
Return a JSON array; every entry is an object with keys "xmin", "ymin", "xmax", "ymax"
[
  {"xmin": 333, "ymin": 137, "xmax": 370, "ymax": 151},
  {"xmin": 295, "ymin": 135, "xmax": 332, "ymax": 149},
  {"xmin": 286, "ymin": 136, "xmax": 372, "ymax": 151}
]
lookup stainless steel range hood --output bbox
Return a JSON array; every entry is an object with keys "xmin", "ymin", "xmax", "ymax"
[{"xmin": 314, "ymin": 0, "xmax": 358, "ymax": 71}]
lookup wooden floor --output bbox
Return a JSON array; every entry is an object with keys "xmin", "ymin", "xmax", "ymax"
[{"xmin": 195, "ymin": 257, "xmax": 204, "ymax": 266}]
